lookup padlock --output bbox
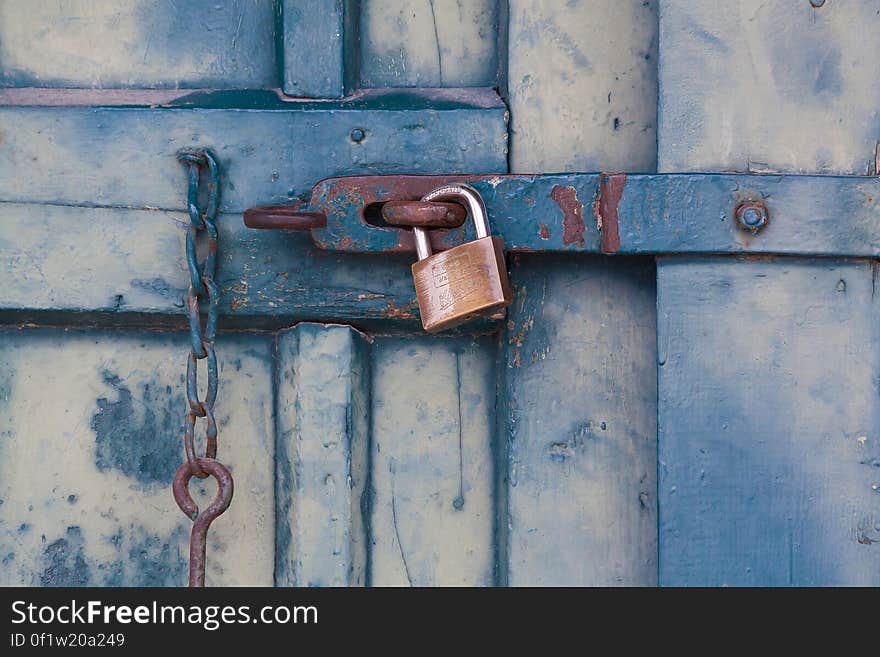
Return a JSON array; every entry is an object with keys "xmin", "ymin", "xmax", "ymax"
[{"xmin": 411, "ymin": 183, "xmax": 513, "ymax": 332}]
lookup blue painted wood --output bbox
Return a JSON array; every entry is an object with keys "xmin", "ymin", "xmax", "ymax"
[
  {"xmin": 500, "ymin": 255, "xmax": 657, "ymax": 585},
  {"xmin": 275, "ymin": 323, "xmax": 370, "ymax": 586},
  {"xmin": 0, "ymin": 88, "xmax": 507, "ymax": 212},
  {"xmin": 507, "ymin": 0, "xmax": 658, "ymax": 173},
  {"xmin": 281, "ymin": 0, "xmax": 357, "ymax": 98},
  {"xmin": 0, "ymin": 328, "xmax": 275, "ymax": 586},
  {"xmin": 359, "ymin": 0, "xmax": 499, "ymax": 88},
  {"xmin": 0, "ymin": 0, "xmax": 277, "ymax": 89},
  {"xmin": 657, "ymin": 258, "xmax": 880, "ymax": 585},
  {"xmin": 0, "ymin": 88, "xmax": 506, "ymax": 325},
  {"xmin": 370, "ymin": 336, "xmax": 496, "ymax": 585},
  {"xmin": 658, "ymin": 1, "xmax": 880, "ymax": 175}
]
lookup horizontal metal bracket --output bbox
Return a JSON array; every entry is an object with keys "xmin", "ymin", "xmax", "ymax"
[{"xmin": 244, "ymin": 172, "xmax": 880, "ymax": 258}]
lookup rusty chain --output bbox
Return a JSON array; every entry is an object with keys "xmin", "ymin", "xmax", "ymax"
[{"xmin": 173, "ymin": 149, "xmax": 234, "ymax": 587}]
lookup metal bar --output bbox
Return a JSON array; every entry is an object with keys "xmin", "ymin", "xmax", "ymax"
[{"xmin": 290, "ymin": 172, "xmax": 880, "ymax": 257}]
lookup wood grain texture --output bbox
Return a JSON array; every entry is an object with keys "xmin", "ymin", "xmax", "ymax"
[
  {"xmin": 0, "ymin": 205, "xmax": 422, "ymax": 324},
  {"xmin": 360, "ymin": 0, "xmax": 499, "ymax": 88},
  {"xmin": 500, "ymin": 255, "xmax": 657, "ymax": 585},
  {"xmin": 281, "ymin": 0, "xmax": 357, "ymax": 98},
  {"xmin": 657, "ymin": 258, "xmax": 880, "ymax": 585},
  {"xmin": 0, "ymin": 93, "xmax": 508, "ymax": 212},
  {"xmin": 370, "ymin": 336, "xmax": 496, "ymax": 585},
  {"xmin": 0, "ymin": 0, "xmax": 277, "ymax": 89},
  {"xmin": 507, "ymin": 0, "xmax": 658, "ymax": 173},
  {"xmin": 658, "ymin": 0, "xmax": 880, "ymax": 174},
  {"xmin": 0, "ymin": 329, "xmax": 274, "ymax": 586},
  {"xmin": 275, "ymin": 323, "xmax": 370, "ymax": 586},
  {"xmin": 0, "ymin": 91, "xmax": 506, "ymax": 324}
]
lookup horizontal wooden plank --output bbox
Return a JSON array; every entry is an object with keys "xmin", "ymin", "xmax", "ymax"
[
  {"xmin": 658, "ymin": 257, "xmax": 880, "ymax": 585},
  {"xmin": 0, "ymin": 328, "xmax": 274, "ymax": 586},
  {"xmin": 0, "ymin": 89, "xmax": 508, "ymax": 212},
  {"xmin": 0, "ymin": 0, "xmax": 277, "ymax": 89},
  {"xmin": 501, "ymin": 255, "xmax": 657, "ymax": 585},
  {"xmin": 0, "ymin": 204, "xmax": 424, "ymax": 324},
  {"xmin": 658, "ymin": 0, "xmax": 880, "ymax": 174},
  {"xmin": 0, "ymin": 88, "xmax": 506, "ymax": 324}
]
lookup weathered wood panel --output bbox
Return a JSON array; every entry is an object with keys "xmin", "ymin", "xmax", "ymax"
[
  {"xmin": 281, "ymin": 0, "xmax": 357, "ymax": 98},
  {"xmin": 275, "ymin": 323, "xmax": 370, "ymax": 586},
  {"xmin": 0, "ymin": 205, "xmax": 421, "ymax": 325},
  {"xmin": 658, "ymin": 0, "xmax": 880, "ymax": 174},
  {"xmin": 501, "ymin": 255, "xmax": 657, "ymax": 585},
  {"xmin": 0, "ymin": 0, "xmax": 277, "ymax": 89},
  {"xmin": 0, "ymin": 90, "xmax": 508, "ymax": 212},
  {"xmin": 360, "ymin": 0, "xmax": 499, "ymax": 88},
  {"xmin": 0, "ymin": 329, "xmax": 274, "ymax": 586},
  {"xmin": 507, "ymin": 0, "xmax": 657, "ymax": 172},
  {"xmin": 0, "ymin": 90, "xmax": 506, "ymax": 324},
  {"xmin": 657, "ymin": 258, "xmax": 880, "ymax": 585},
  {"xmin": 370, "ymin": 336, "xmax": 496, "ymax": 586}
]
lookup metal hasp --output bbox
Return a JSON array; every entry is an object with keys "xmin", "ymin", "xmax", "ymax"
[{"xmin": 244, "ymin": 172, "xmax": 880, "ymax": 258}]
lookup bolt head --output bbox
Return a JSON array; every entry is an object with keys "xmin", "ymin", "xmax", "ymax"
[
  {"xmin": 735, "ymin": 201, "xmax": 768, "ymax": 232},
  {"xmin": 349, "ymin": 128, "xmax": 366, "ymax": 143}
]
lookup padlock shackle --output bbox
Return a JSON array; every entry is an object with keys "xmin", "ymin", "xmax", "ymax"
[{"xmin": 414, "ymin": 183, "xmax": 490, "ymax": 260}]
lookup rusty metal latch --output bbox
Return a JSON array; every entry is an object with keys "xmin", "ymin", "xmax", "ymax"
[{"xmin": 243, "ymin": 172, "xmax": 880, "ymax": 259}]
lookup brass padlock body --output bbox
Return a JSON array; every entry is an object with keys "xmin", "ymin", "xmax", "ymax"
[{"xmin": 412, "ymin": 235, "xmax": 513, "ymax": 332}]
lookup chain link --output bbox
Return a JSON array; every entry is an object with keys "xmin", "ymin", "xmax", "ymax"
[{"xmin": 172, "ymin": 149, "xmax": 234, "ymax": 587}]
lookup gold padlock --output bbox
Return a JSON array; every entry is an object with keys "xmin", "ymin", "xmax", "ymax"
[{"xmin": 411, "ymin": 183, "xmax": 513, "ymax": 332}]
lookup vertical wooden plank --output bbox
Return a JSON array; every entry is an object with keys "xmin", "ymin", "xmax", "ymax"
[
  {"xmin": 657, "ymin": 258, "xmax": 880, "ymax": 585},
  {"xmin": 275, "ymin": 323, "xmax": 370, "ymax": 586},
  {"xmin": 0, "ymin": 0, "xmax": 277, "ymax": 89},
  {"xmin": 507, "ymin": 0, "xmax": 658, "ymax": 172},
  {"xmin": 658, "ymin": 1, "xmax": 880, "ymax": 174},
  {"xmin": 0, "ymin": 329, "xmax": 274, "ymax": 586},
  {"xmin": 359, "ymin": 0, "xmax": 498, "ymax": 88},
  {"xmin": 503, "ymin": 1, "xmax": 659, "ymax": 585},
  {"xmin": 502, "ymin": 255, "xmax": 658, "ymax": 585},
  {"xmin": 281, "ymin": 0, "xmax": 357, "ymax": 97},
  {"xmin": 658, "ymin": 0, "xmax": 880, "ymax": 585},
  {"xmin": 370, "ymin": 336, "xmax": 495, "ymax": 586}
]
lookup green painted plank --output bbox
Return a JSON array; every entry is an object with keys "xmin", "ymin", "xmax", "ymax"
[
  {"xmin": 0, "ymin": 0, "xmax": 277, "ymax": 89},
  {"xmin": 658, "ymin": 0, "xmax": 880, "ymax": 174},
  {"xmin": 359, "ymin": 0, "xmax": 499, "ymax": 88},
  {"xmin": 657, "ymin": 258, "xmax": 880, "ymax": 585},
  {"xmin": 370, "ymin": 336, "xmax": 496, "ymax": 586},
  {"xmin": 275, "ymin": 323, "xmax": 370, "ymax": 586},
  {"xmin": 281, "ymin": 0, "xmax": 357, "ymax": 98},
  {"xmin": 507, "ymin": 0, "xmax": 657, "ymax": 173},
  {"xmin": 500, "ymin": 255, "xmax": 657, "ymax": 586},
  {"xmin": 0, "ymin": 328, "xmax": 274, "ymax": 586}
]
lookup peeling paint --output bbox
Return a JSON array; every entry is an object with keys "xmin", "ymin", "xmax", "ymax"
[
  {"xmin": 550, "ymin": 185, "xmax": 586, "ymax": 246},
  {"xmin": 596, "ymin": 173, "xmax": 626, "ymax": 254}
]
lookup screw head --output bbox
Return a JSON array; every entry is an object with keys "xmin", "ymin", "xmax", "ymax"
[
  {"xmin": 350, "ymin": 128, "xmax": 366, "ymax": 143},
  {"xmin": 735, "ymin": 201, "xmax": 769, "ymax": 233}
]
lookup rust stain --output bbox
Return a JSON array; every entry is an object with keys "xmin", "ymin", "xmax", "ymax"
[
  {"xmin": 550, "ymin": 185, "xmax": 585, "ymax": 246},
  {"xmin": 539, "ymin": 223, "xmax": 550, "ymax": 240},
  {"xmin": 229, "ymin": 298, "xmax": 246, "ymax": 311},
  {"xmin": 385, "ymin": 298, "xmax": 418, "ymax": 319},
  {"xmin": 595, "ymin": 173, "xmax": 626, "ymax": 254}
]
